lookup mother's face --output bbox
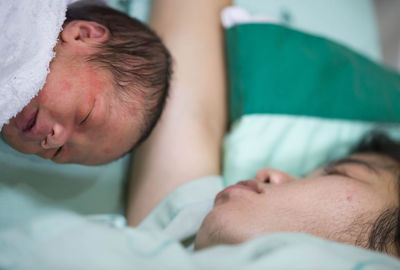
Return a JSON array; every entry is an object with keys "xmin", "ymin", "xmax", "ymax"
[{"xmin": 195, "ymin": 153, "xmax": 399, "ymax": 251}]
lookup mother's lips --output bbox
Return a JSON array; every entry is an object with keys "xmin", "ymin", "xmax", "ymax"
[
  {"xmin": 215, "ymin": 180, "xmax": 264, "ymax": 202},
  {"xmin": 236, "ymin": 180, "xmax": 264, "ymax": 193}
]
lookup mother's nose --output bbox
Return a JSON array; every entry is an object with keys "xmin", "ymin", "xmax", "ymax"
[
  {"xmin": 254, "ymin": 168, "xmax": 298, "ymax": 185},
  {"xmin": 41, "ymin": 123, "xmax": 69, "ymax": 149}
]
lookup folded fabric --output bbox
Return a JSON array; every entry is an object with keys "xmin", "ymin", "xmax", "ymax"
[
  {"xmin": 1, "ymin": 177, "xmax": 400, "ymax": 270},
  {"xmin": 0, "ymin": 0, "xmax": 73, "ymax": 129}
]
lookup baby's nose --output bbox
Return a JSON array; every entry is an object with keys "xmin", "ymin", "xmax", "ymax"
[{"xmin": 41, "ymin": 123, "xmax": 68, "ymax": 149}]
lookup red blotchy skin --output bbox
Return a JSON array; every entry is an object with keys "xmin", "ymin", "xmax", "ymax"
[
  {"xmin": 38, "ymin": 89, "xmax": 49, "ymax": 104},
  {"xmin": 88, "ymin": 71, "xmax": 106, "ymax": 90},
  {"xmin": 61, "ymin": 80, "xmax": 72, "ymax": 92},
  {"xmin": 102, "ymin": 147, "xmax": 113, "ymax": 154},
  {"xmin": 83, "ymin": 68, "xmax": 110, "ymax": 100}
]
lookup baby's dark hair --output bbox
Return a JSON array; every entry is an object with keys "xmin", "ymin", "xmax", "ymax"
[
  {"xmin": 65, "ymin": 1, "xmax": 172, "ymax": 150},
  {"xmin": 350, "ymin": 131, "xmax": 400, "ymax": 256}
]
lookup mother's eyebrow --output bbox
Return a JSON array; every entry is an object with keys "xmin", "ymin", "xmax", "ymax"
[{"xmin": 326, "ymin": 157, "xmax": 380, "ymax": 176}]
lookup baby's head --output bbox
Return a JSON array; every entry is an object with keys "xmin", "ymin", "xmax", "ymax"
[{"xmin": 1, "ymin": 2, "xmax": 172, "ymax": 165}]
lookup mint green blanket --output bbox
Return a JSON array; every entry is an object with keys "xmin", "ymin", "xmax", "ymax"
[{"xmin": 1, "ymin": 177, "xmax": 399, "ymax": 269}]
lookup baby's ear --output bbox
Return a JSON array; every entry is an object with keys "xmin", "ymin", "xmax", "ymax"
[{"xmin": 60, "ymin": 20, "xmax": 109, "ymax": 53}]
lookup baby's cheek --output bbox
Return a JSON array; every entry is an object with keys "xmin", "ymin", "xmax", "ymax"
[
  {"xmin": 100, "ymin": 124, "xmax": 127, "ymax": 155},
  {"xmin": 82, "ymin": 66, "xmax": 112, "ymax": 94},
  {"xmin": 38, "ymin": 91, "xmax": 49, "ymax": 104},
  {"xmin": 60, "ymin": 80, "xmax": 72, "ymax": 92},
  {"xmin": 38, "ymin": 85, "xmax": 64, "ymax": 108},
  {"xmin": 101, "ymin": 146, "xmax": 113, "ymax": 155}
]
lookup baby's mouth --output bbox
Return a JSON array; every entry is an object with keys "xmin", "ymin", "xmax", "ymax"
[{"xmin": 22, "ymin": 109, "xmax": 38, "ymax": 133}]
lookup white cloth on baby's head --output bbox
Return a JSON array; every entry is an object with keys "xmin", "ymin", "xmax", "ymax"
[{"xmin": 0, "ymin": 0, "xmax": 75, "ymax": 129}]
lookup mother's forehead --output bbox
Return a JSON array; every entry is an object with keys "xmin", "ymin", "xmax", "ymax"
[
  {"xmin": 349, "ymin": 153, "xmax": 400, "ymax": 172},
  {"xmin": 310, "ymin": 153, "xmax": 400, "ymax": 181},
  {"xmin": 346, "ymin": 153, "xmax": 400, "ymax": 197}
]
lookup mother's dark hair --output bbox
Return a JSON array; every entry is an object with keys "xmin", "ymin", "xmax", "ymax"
[{"xmin": 351, "ymin": 131, "xmax": 400, "ymax": 256}]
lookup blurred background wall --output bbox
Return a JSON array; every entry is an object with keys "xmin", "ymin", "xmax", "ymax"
[
  {"xmin": 108, "ymin": 0, "xmax": 400, "ymax": 72},
  {"xmin": 375, "ymin": 0, "xmax": 400, "ymax": 71}
]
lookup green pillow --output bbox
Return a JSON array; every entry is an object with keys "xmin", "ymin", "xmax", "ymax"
[
  {"xmin": 223, "ymin": 24, "xmax": 400, "ymax": 186},
  {"xmin": 227, "ymin": 24, "xmax": 400, "ymax": 123}
]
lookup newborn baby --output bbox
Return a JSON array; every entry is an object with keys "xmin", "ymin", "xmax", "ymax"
[{"xmin": 1, "ymin": 1, "xmax": 171, "ymax": 165}]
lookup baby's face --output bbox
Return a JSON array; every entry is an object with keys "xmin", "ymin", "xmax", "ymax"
[{"xmin": 2, "ymin": 46, "xmax": 141, "ymax": 165}]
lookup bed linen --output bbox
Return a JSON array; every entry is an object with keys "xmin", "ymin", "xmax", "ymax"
[{"xmin": 2, "ymin": 177, "xmax": 399, "ymax": 270}]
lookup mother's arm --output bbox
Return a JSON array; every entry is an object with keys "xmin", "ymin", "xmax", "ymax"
[{"xmin": 126, "ymin": 0, "xmax": 231, "ymax": 226}]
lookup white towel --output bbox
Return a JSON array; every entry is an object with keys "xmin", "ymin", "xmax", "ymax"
[{"xmin": 0, "ymin": 0, "xmax": 73, "ymax": 129}]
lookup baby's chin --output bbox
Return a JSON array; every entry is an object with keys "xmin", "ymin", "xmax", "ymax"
[
  {"xmin": 68, "ymin": 151, "xmax": 124, "ymax": 166},
  {"xmin": 1, "ymin": 129, "xmax": 32, "ymax": 154}
]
